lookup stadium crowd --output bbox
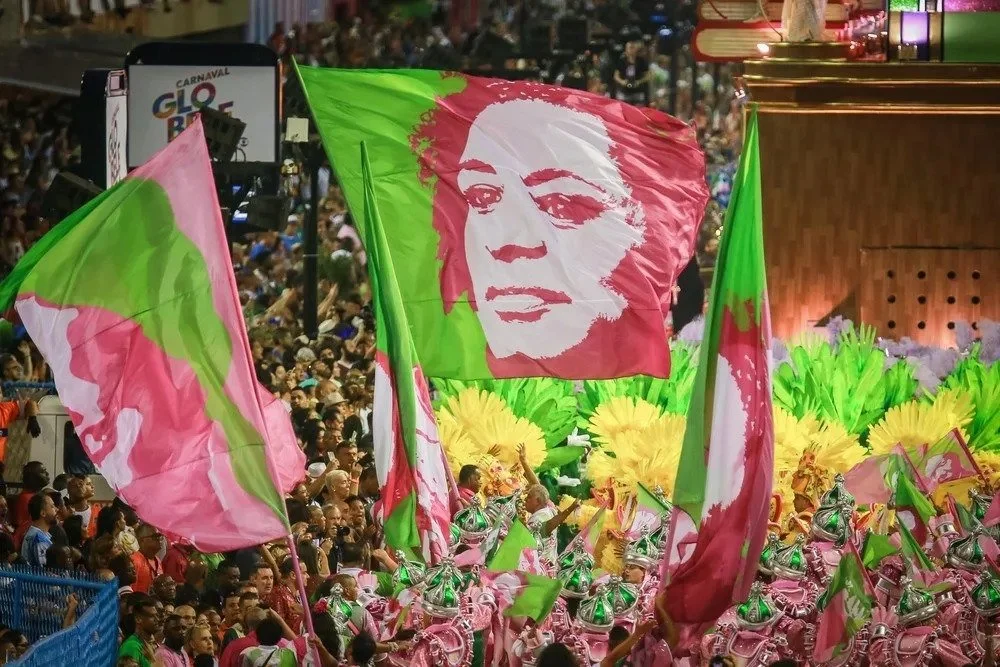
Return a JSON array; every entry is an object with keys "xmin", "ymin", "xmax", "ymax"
[{"xmin": 0, "ymin": 7, "xmax": 745, "ymax": 665}]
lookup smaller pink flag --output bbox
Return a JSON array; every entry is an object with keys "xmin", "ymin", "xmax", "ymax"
[{"xmin": 984, "ymin": 494, "xmax": 1000, "ymax": 529}]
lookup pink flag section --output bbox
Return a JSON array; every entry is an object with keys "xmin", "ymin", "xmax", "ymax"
[
  {"xmin": 260, "ymin": 389, "xmax": 307, "ymax": 494},
  {"xmin": 843, "ymin": 448, "xmax": 901, "ymax": 506},
  {"xmin": 985, "ymin": 494, "xmax": 1000, "ymax": 528},
  {"xmin": 813, "ymin": 591, "xmax": 849, "ymax": 663}
]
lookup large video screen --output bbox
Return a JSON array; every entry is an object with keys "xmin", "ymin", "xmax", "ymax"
[{"xmin": 127, "ymin": 64, "xmax": 277, "ymax": 167}]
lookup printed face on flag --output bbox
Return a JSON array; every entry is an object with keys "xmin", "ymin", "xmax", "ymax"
[
  {"xmin": 412, "ymin": 78, "xmax": 705, "ymax": 375},
  {"xmin": 452, "ymin": 99, "xmax": 643, "ymax": 360}
]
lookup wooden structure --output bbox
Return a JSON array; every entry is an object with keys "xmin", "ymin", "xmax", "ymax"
[{"xmin": 743, "ymin": 60, "xmax": 1000, "ymax": 346}]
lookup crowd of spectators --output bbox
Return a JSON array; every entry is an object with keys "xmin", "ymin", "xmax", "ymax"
[{"xmin": 0, "ymin": 5, "xmax": 745, "ymax": 662}]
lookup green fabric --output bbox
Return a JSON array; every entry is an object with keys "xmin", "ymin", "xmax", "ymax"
[
  {"xmin": 375, "ymin": 571, "xmax": 396, "ymax": 598},
  {"xmin": 898, "ymin": 520, "xmax": 936, "ymax": 571},
  {"xmin": 954, "ymin": 500, "xmax": 978, "ymax": 532},
  {"xmin": 673, "ymin": 107, "xmax": 766, "ymax": 525},
  {"xmin": 505, "ymin": 573, "xmax": 563, "ymax": 622},
  {"xmin": 360, "ymin": 142, "xmax": 421, "ymax": 550},
  {"xmin": 637, "ymin": 482, "xmax": 670, "ymax": 517},
  {"xmin": 0, "ymin": 176, "xmax": 285, "ymax": 521},
  {"xmin": 488, "ymin": 519, "xmax": 537, "ymax": 572},
  {"xmin": 860, "ymin": 532, "xmax": 899, "ymax": 569},
  {"xmin": 894, "ymin": 472, "xmax": 936, "ymax": 527},
  {"xmin": 117, "ymin": 634, "xmax": 152, "ymax": 667},
  {"xmin": 239, "ymin": 644, "xmax": 298, "ymax": 667},
  {"xmin": 471, "ymin": 629, "xmax": 486, "ymax": 667},
  {"xmin": 296, "ymin": 65, "xmax": 488, "ymax": 379}
]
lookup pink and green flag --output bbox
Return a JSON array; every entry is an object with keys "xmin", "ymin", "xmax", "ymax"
[
  {"xmin": 894, "ymin": 470, "xmax": 937, "ymax": 546},
  {"xmin": 296, "ymin": 66, "xmax": 708, "ymax": 380},
  {"xmin": 362, "ymin": 143, "xmax": 454, "ymax": 563},
  {"xmin": 909, "ymin": 429, "xmax": 980, "ymax": 493},
  {"xmin": 484, "ymin": 519, "xmax": 562, "ymax": 621},
  {"xmin": 843, "ymin": 443, "xmax": 909, "ymax": 505},
  {"xmin": 0, "ymin": 120, "xmax": 303, "ymax": 552},
  {"xmin": 560, "ymin": 506, "xmax": 607, "ymax": 559},
  {"xmin": 628, "ymin": 482, "xmax": 671, "ymax": 539},
  {"xmin": 660, "ymin": 108, "xmax": 774, "ymax": 628},
  {"xmin": 898, "ymin": 520, "xmax": 936, "ymax": 572},
  {"xmin": 813, "ymin": 550, "xmax": 873, "ymax": 663},
  {"xmin": 860, "ymin": 531, "xmax": 899, "ymax": 569},
  {"xmin": 487, "ymin": 519, "xmax": 542, "ymax": 573}
]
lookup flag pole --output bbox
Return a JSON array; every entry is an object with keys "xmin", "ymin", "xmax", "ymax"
[
  {"xmin": 557, "ymin": 505, "xmax": 606, "ymax": 561},
  {"xmin": 286, "ymin": 534, "xmax": 320, "ymax": 663},
  {"xmin": 846, "ymin": 534, "xmax": 876, "ymax": 597},
  {"xmin": 896, "ymin": 445, "xmax": 932, "ymax": 496},
  {"xmin": 952, "ymin": 428, "xmax": 987, "ymax": 483}
]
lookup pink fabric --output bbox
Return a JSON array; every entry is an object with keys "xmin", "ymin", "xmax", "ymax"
[
  {"xmin": 662, "ymin": 303, "xmax": 774, "ymax": 636},
  {"xmin": 985, "ymin": 493, "xmax": 1000, "ymax": 528},
  {"xmin": 260, "ymin": 389, "xmax": 306, "ymax": 494},
  {"xmin": 15, "ymin": 121, "xmax": 293, "ymax": 552},
  {"xmin": 414, "ymin": 79, "xmax": 708, "ymax": 380},
  {"xmin": 373, "ymin": 352, "xmax": 453, "ymax": 563},
  {"xmin": 843, "ymin": 453, "xmax": 895, "ymax": 506},
  {"xmin": 813, "ymin": 589, "xmax": 848, "ymax": 662},
  {"xmin": 19, "ymin": 299, "xmax": 289, "ymax": 551}
]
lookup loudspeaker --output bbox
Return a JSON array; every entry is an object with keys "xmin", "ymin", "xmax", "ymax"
[
  {"xmin": 199, "ymin": 107, "xmax": 246, "ymax": 163},
  {"xmin": 557, "ymin": 17, "xmax": 590, "ymax": 54},
  {"xmin": 42, "ymin": 172, "xmax": 103, "ymax": 221}
]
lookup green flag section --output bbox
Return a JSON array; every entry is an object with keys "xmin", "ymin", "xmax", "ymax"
[
  {"xmin": 893, "ymin": 471, "xmax": 937, "ymax": 546},
  {"xmin": 488, "ymin": 520, "xmax": 538, "ymax": 572},
  {"xmin": 813, "ymin": 551, "xmax": 873, "ymax": 663},
  {"xmin": 362, "ymin": 143, "xmax": 454, "ymax": 563},
  {"xmin": 0, "ymin": 120, "xmax": 299, "ymax": 552},
  {"xmin": 297, "ymin": 66, "xmax": 709, "ymax": 380},
  {"xmin": 898, "ymin": 520, "xmax": 936, "ymax": 572},
  {"xmin": 860, "ymin": 531, "xmax": 899, "ymax": 570},
  {"xmin": 505, "ymin": 573, "xmax": 562, "ymax": 622},
  {"xmin": 951, "ymin": 495, "xmax": 980, "ymax": 533},
  {"xmin": 484, "ymin": 520, "xmax": 562, "ymax": 622},
  {"xmin": 662, "ymin": 107, "xmax": 775, "ymax": 625}
]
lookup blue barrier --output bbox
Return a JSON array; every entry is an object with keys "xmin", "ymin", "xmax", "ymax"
[
  {"xmin": 0, "ymin": 566, "xmax": 118, "ymax": 667},
  {"xmin": 0, "ymin": 381, "xmax": 56, "ymax": 396}
]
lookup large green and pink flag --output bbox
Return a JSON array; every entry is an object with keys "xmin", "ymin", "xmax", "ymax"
[
  {"xmin": 361, "ymin": 143, "xmax": 454, "ymax": 563},
  {"xmin": 0, "ymin": 120, "xmax": 304, "ymax": 552},
  {"xmin": 660, "ymin": 108, "xmax": 775, "ymax": 629},
  {"xmin": 296, "ymin": 66, "xmax": 708, "ymax": 380},
  {"xmin": 813, "ymin": 549, "xmax": 873, "ymax": 663}
]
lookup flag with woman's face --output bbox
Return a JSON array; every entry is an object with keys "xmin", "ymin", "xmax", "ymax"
[{"xmin": 297, "ymin": 67, "xmax": 709, "ymax": 380}]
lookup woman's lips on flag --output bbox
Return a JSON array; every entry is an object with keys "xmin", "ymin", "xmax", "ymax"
[{"xmin": 486, "ymin": 286, "xmax": 572, "ymax": 323}]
